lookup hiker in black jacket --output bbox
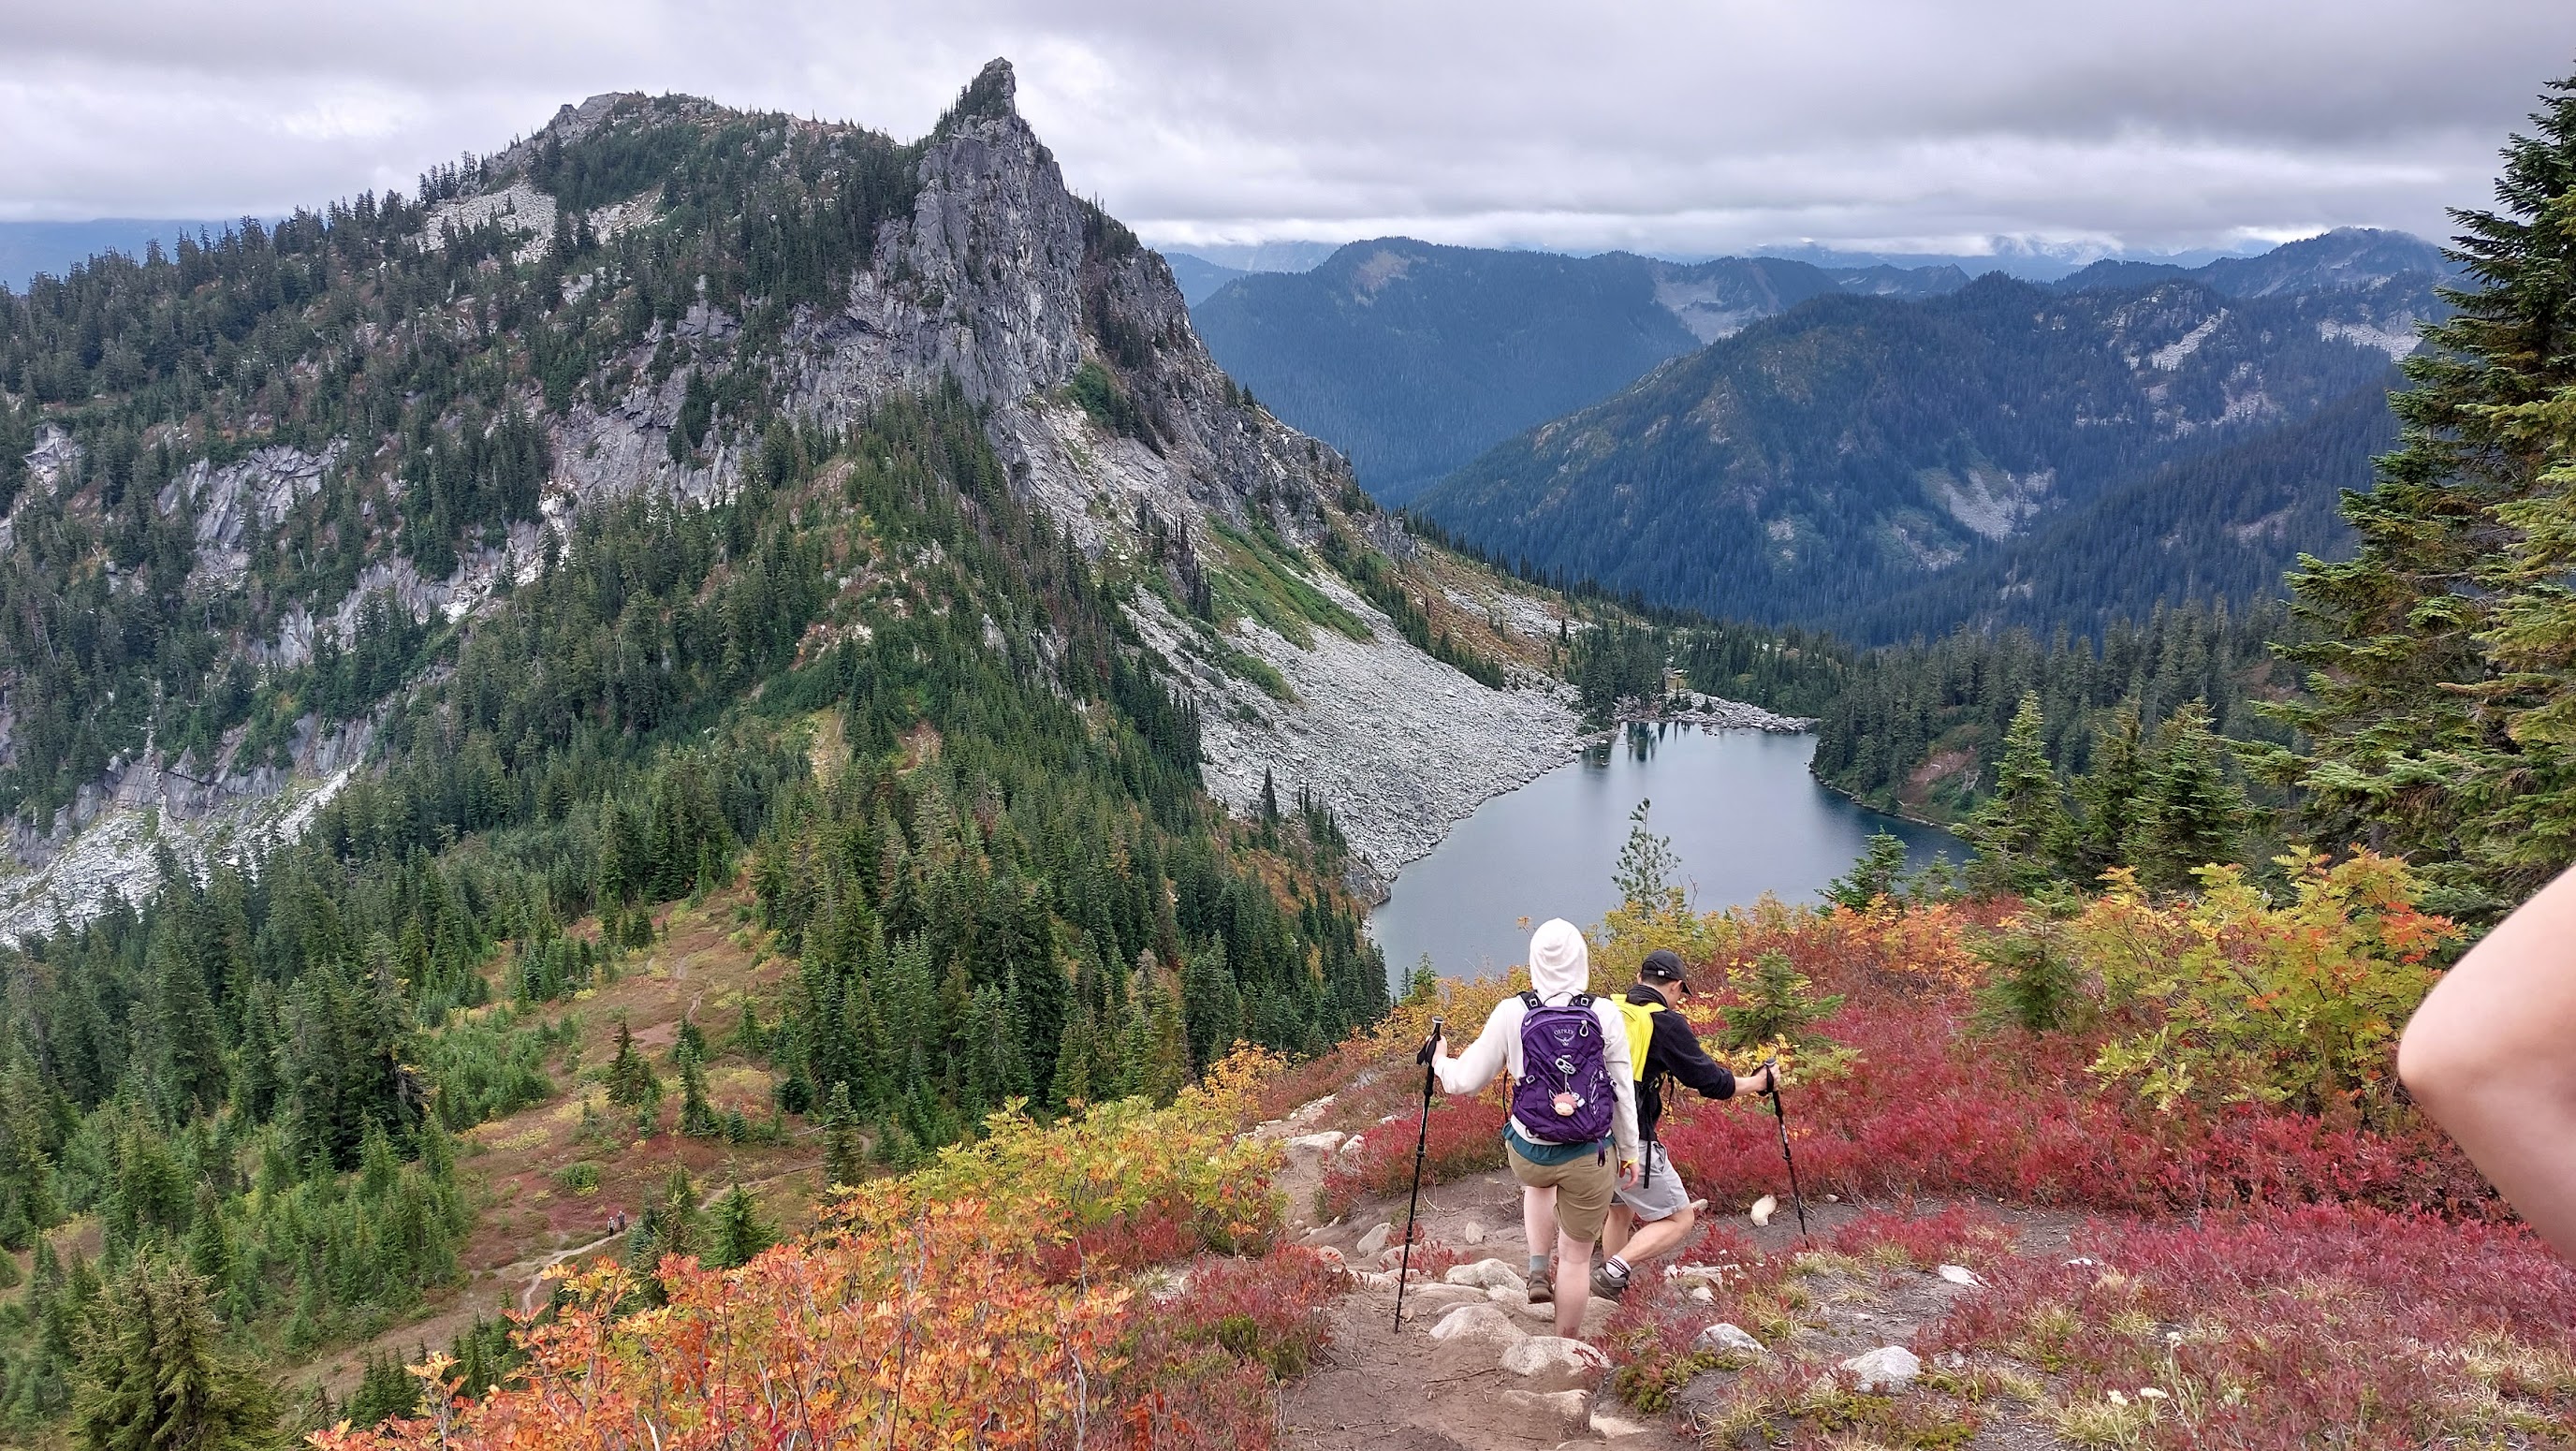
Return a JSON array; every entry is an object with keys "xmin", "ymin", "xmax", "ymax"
[{"xmin": 1593, "ymin": 948, "xmax": 1776, "ymax": 1297}]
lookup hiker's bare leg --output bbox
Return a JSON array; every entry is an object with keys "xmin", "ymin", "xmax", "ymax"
[
  {"xmin": 1602, "ymin": 1203, "xmax": 1633, "ymax": 1258},
  {"xmin": 1522, "ymin": 1184, "xmax": 1558, "ymax": 1257},
  {"xmin": 1614, "ymin": 1200, "xmax": 1697, "ymax": 1268},
  {"xmin": 2400, "ymin": 863, "xmax": 2576, "ymax": 1257},
  {"xmin": 1552, "ymin": 1227, "xmax": 1591, "ymax": 1339}
]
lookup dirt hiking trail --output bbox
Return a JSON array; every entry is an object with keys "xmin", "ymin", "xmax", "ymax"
[{"xmin": 1266, "ymin": 1114, "xmax": 2093, "ymax": 1450}]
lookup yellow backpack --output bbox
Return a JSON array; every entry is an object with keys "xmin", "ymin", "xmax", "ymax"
[{"xmin": 1613, "ymin": 997, "xmax": 1661, "ymax": 1081}]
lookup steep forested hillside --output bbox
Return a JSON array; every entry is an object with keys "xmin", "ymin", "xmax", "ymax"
[
  {"xmin": 1843, "ymin": 377, "xmax": 2398, "ymax": 640},
  {"xmin": 1190, "ymin": 238, "xmax": 1966, "ymax": 502},
  {"xmin": 1412, "ymin": 272, "xmax": 2427, "ymax": 637}
]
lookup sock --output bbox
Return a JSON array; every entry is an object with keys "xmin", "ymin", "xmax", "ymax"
[
  {"xmin": 1528, "ymin": 1254, "xmax": 1550, "ymax": 1280},
  {"xmin": 1603, "ymin": 1255, "xmax": 1632, "ymax": 1282}
]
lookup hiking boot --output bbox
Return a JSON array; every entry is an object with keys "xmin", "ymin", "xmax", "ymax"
[
  {"xmin": 1590, "ymin": 1262, "xmax": 1632, "ymax": 1299},
  {"xmin": 1527, "ymin": 1262, "xmax": 1555, "ymax": 1304}
]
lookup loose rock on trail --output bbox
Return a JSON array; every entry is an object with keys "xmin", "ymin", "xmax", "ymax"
[{"xmin": 1266, "ymin": 1120, "xmax": 2099, "ymax": 1449}]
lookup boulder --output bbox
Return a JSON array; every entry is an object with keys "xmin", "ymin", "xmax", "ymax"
[
  {"xmin": 1500, "ymin": 1336, "xmax": 1611, "ymax": 1392},
  {"xmin": 1687, "ymin": 1285, "xmax": 1715, "ymax": 1303},
  {"xmin": 1511, "ymin": 1294, "xmax": 1556, "ymax": 1322},
  {"xmin": 1588, "ymin": 1410, "xmax": 1650, "ymax": 1440},
  {"xmin": 1749, "ymin": 1194, "xmax": 1778, "ymax": 1226},
  {"xmin": 1431, "ymin": 1335, "xmax": 1505, "ymax": 1379},
  {"xmin": 1355, "ymin": 1222, "xmax": 1393, "ymax": 1255},
  {"xmin": 1310, "ymin": 1245, "xmax": 1346, "ymax": 1268},
  {"xmin": 1694, "ymin": 1323, "xmax": 1766, "ymax": 1356},
  {"xmin": 1399, "ymin": 1282, "xmax": 1486, "ymax": 1316},
  {"xmin": 1840, "ymin": 1345, "xmax": 1922, "ymax": 1393},
  {"xmin": 1459, "ymin": 1219, "xmax": 1487, "ymax": 1244},
  {"xmin": 1282, "ymin": 1131, "xmax": 1345, "ymax": 1154},
  {"xmin": 1427, "ymin": 1302, "xmax": 1528, "ymax": 1345},
  {"xmin": 1497, "ymin": 1388, "xmax": 1593, "ymax": 1443},
  {"xmin": 1936, "ymin": 1264, "xmax": 1983, "ymax": 1287},
  {"xmin": 1445, "ymin": 1258, "xmax": 1530, "ymax": 1296}
]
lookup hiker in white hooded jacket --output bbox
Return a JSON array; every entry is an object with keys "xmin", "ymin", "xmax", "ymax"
[{"xmin": 1427, "ymin": 918, "xmax": 1640, "ymax": 1339}]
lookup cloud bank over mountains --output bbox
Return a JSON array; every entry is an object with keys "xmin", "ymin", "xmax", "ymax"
[{"xmin": 4, "ymin": 0, "xmax": 2571, "ymax": 260}]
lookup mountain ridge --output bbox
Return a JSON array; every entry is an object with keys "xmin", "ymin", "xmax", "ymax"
[
  {"xmin": 1191, "ymin": 237, "xmax": 1969, "ymax": 501},
  {"xmin": 1409, "ymin": 270, "xmax": 2432, "ymax": 637}
]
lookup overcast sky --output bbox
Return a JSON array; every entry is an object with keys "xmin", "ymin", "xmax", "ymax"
[{"xmin": 5, "ymin": 1, "xmax": 2572, "ymax": 260}]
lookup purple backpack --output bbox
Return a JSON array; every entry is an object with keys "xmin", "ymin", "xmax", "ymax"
[{"xmin": 1512, "ymin": 990, "xmax": 1615, "ymax": 1145}]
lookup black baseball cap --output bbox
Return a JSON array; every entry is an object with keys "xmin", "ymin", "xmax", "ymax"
[{"xmin": 1640, "ymin": 949, "xmax": 1690, "ymax": 988}]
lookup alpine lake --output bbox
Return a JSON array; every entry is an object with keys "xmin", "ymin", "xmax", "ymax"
[{"xmin": 1369, "ymin": 723, "xmax": 1962, "ymax": 987}]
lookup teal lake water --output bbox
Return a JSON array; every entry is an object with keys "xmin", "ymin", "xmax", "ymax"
[{"xmin": 1369, "ymin": 725, "xmax": 1962, "ymax": 984}]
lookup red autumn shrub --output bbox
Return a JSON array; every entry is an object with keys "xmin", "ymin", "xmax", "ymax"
[
  {"xmin": 1101, "ymin": 1247, "xmax": 1350, "ymax": 1450},
  {"xmin": 1651, "ymin": 972, "xmax": 2489, "ymax": 1222},
  {"xmin": 1316, "ymin": 1088, "xmax": 1509, "ymax": 1219},
  {"xmin": 1930, "ymin": 1202, "xmax": 2576, "ymax": 1450}
]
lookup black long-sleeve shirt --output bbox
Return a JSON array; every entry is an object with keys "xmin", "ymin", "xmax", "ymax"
[{"xmin": 1625, "ymin": 985, "xmax": 1735, "ymax": 1139}]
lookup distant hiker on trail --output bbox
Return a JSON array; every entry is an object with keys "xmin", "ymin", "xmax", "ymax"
[
  {"xmin": 1427, "ymin": 917, "xmax": 1640, "ymax": 1339},
  {"xmin": 2400, "ymin": 861, "xmax": 2576, "ymax": 1259},
  {"xmin": 1591, "ymin": 947, "xmax": 1776, "ymax": 1298}
]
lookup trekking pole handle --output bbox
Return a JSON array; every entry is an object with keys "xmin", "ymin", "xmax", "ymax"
[
  {"xmin": 1416, "ymin": 1017, "xmax": 1446, "ymax": 1067},
  {"xmin": 1758, "ymin": 1055, "xmax": 1780, "ymax": 1096}
]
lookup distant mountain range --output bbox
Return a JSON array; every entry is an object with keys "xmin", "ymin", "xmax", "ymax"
[
  {"xmin": 1164, "ymin": 252, "xmax": 1251, "ymax": 304},
  {"xmin": 1407, "ymin": 244, "xmax": 2451, "ymax": 640},
  {"xmin": 1187, "ymin": 238, "xmax": 1969, "ymax": 501}
]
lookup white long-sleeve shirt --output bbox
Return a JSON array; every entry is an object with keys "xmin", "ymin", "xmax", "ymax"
[{"xmin": 1434, "ymin": 989, "xmax": 1641, "ymax": 1164}]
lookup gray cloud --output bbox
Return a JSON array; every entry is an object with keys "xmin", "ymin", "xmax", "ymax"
[{"xmin": 2, "ymin": 0, "xmax": 2569, "ymax": 258}]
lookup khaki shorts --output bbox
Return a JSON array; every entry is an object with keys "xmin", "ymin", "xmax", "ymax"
[{"xmin": 1507, "ymin": 1138, "xmax": 1617, "ymax": 1245}]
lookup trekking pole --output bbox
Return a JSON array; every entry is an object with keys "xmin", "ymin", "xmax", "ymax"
[
  {"xmin": 1760, "ymin": 1056, "xmax": 1812, "ymax": 1244},
  {"xmin": 1393, "ymin": 1017, "xmax": 1443, "ymax": 1331}
]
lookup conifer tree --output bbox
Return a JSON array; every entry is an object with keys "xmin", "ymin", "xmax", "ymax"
[
  {"xmin": 1719, "ymin": 950, "xmax": 1845, "ymax": 1053},
  {"xmin": 823, "ymin": 1112, "xmax": 868, "ymax": 1192},
  {"xmin": 2124, "ymin": 702, "xmax": 2251, "ymax": 894},
  {"xmin": 1612, "ymin": 799, "xmax": 1687, "ymax": 919},
  {"xmin": 1965, "ymin": 692, "xmax": 2067, "ymax": 894},
  {"xmin": 1822, "ymin": 833, "xmax": 1910, "ymax": 910},
  {"xmin": 705, "ymin": 1184, "xmax": 774, "ymax": 1269},
  {"xmin": 72, "ymin": 1259, "xmax": 281, "ymax": 1451},
  {"xmin": 604, "ymin": 1018, "xmax": 663, "ymax": 1119},
  {"xmin": 628, "ymin": 1165, "xmax": 700, "ymax": 1269},
  {"xmin": 2055, "ymin": 702, "xmax": 2147, "ymax": 887},
  {"xmin": 1047, "ymin": 991, "xmax": 1096, "ymax": 1110},
  {"xmin": 2268, "ymin": 70, "xmax": 2576, "ymax": 913},
  {"xmin": 678, "ymin": 1054, "xmax": 717, "ymax": 1137}
]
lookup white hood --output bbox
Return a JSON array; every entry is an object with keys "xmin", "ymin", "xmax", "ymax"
[{"xmin": 1528, "ymin": 917, "xmax": 1590, "ymax": 1000}]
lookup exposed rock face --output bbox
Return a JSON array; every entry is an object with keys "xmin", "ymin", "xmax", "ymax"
[
  {"xmin": 0, "ymin": 717, "xmax": 371, "ymax": 942},
  {"xmin": 157, "ymin": 442, "xmax": 345, "ymax": 588}
]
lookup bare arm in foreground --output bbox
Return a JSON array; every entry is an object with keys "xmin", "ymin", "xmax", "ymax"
[{"xmin": 2398, "ymin": 863, "xmax": 2576, "ymax": 1258}]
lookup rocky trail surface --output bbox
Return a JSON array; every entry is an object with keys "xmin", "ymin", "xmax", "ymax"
[{"xmin": 1261, "ymin": 1116, "xmax": 2092, "ymax": 1449}]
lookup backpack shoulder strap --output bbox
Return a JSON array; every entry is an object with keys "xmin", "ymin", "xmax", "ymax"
[
  {"xmin": 1613, "ymin": 998, "xmax": 1658, "ymax": 1080},
  {"xmin": 1569, "ymin": 992, "xmax": 1593, "ymax": 1009},
  {"xmin": 1518, "ymin": 989, "xmax": 1543, "ymax": 1011}
]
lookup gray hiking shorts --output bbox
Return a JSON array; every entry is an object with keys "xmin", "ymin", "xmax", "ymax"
[{"xmin": 1616, "ymin": 1143, "xmax": 1690, "ymax": 1222}]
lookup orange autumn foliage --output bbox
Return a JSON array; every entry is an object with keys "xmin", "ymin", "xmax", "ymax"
[
  {"xmin": 329, "ymin": 1207, "xmax": 1128, "ymax": 1451},
  {"xmin": 319, "ymin": 1051, "xmax": 1330, "ymax": 1451}
]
